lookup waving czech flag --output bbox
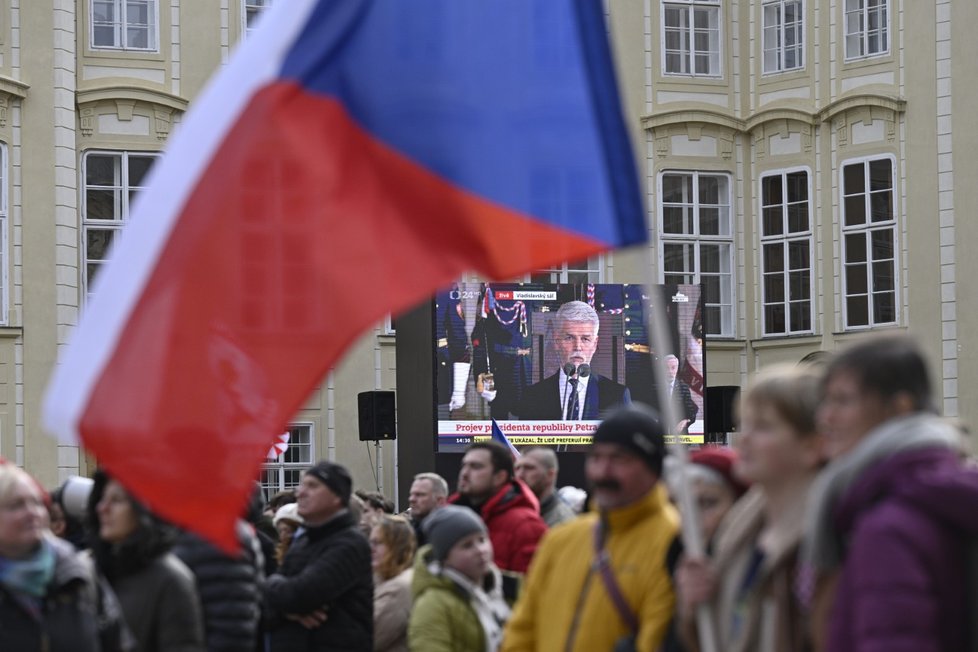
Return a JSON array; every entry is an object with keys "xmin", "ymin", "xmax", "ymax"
[
  {"xmin": 43, "ymin": 0, "xmax": 645, "ymax": 550},
  {"xmin": 491, "ymin": 420, "xmax": 522, "ymax": 460}
]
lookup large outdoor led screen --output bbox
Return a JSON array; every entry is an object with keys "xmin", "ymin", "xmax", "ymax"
[{"xmin": 434, "ymin": 282, "xmax": 706, "ymax": 453}]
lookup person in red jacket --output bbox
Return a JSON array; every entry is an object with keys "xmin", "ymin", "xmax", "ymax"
[{"xmin": 449, "ymin": 442, "xmax": 547, "ymax": 574}]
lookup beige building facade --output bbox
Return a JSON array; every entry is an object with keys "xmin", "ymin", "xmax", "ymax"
[
  {"xmin": 6, "ymin": 1, "xmax": 977, "ymax": 494},
  {"xmin": 608, "ymin": 0, "xmax": 975, "ymax": 425}
]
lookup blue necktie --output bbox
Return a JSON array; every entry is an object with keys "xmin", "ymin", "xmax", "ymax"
[{"xmin": 566, "ymin": 377, "xmax": 579, "ymax": 420}]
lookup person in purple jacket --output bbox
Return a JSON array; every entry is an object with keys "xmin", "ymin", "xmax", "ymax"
[{"xmin": 804, "ymin": 334, "xmax": 978, "ymax": 652}]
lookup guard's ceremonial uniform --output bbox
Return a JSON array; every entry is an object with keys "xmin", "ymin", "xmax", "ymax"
[
  {"xmin": 435, "ymin": 285, "xmax": 470, "ymax": 418},
  {"xmin": 584, "ymin": 284, "xmax": 657, "ymax": 408},
  {"xmin": 471, "ymin": 285, "xmax": 533, "ymax": 420}
]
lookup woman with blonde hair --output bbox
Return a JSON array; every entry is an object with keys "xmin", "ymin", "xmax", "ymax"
[
  {"xmin": 272, "ymin": 502, "xmax": 303, "ymax": 566},
  {"xmin": 676, "ymin": 363, "xmax": 824, "ymax": 652},
  {"xmin": 0, "ymin": 461, "xmax": 131, "ymax": 651},
  {"xmin": 369, "ymin": 514, "xmax": 416, "ymax": 652}
]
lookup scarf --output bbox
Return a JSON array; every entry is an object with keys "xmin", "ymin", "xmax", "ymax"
[
  {"xmin": 803, "ymin": 413, "xmax": 960, "ymax": 573},
  {"xmin": 0, "ymin": 537, "xmax": 56, "ymax": 619},
  {"xmin": 432, "ymin": 562, "xmax": 511, "ymax": 652}
]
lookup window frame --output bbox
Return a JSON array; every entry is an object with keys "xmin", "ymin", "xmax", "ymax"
[
  {"xmin": 260, "ymin": 422, "xmax": 316, "ymax": 498},
  {"xmin": 242, "ymin": 0, "xmax": 274, "ymax": 38},
  {"xmin": 843, "ymin": 0, "xmax": 890, "ymax": 62},
  {"xmin": 839, "ymin": 153, "xmax": 899, "ymax": 330},
  {"xmin": 758, "ymin": 167, "xmax": 814, "ymax": 337},
  {"xmin": 90, "ymin": 0, "xmax": 160, "ymax": 52},
  {"xmin": 761, "ymin": 0, "xmax": 805, "ymax": 75},
  {"xmin": 660, "ymin": 0, "xmax": 724, "ymax": 78},
  {"xmin": 657, "ymin": 170, "xmax": 735, "ymax": 338},
  {"xmin": 528, "ymin": 255, "xmax": 605, "ymax": 285},
  {"xmin": 81, "ymin": 150, "xmax": 162, "ymax": 302}
]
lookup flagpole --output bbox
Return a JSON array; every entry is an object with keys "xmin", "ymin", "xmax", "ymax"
[{"xmin": 639, "ymin": 245, "xmax": 720, "ymax": 652}]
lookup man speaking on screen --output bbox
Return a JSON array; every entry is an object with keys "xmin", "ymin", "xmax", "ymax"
[{"xmin": 514, "ymin": 301, "xmax": 630, "ymax": 420}]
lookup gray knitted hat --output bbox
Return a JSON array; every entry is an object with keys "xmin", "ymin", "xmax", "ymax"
[{"xmin": 422, "ymin": 505, "xmax": 487, "ymax": 561}]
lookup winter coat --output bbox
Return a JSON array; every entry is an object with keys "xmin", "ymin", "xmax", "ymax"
[
  {"xmin": 538, "ymin": 493, "xmax": 576, "ymax": 528},
  {"xmin": 86, "ymin": 471, "xmax": 205, "ymax": 652},
  {"xmin": 111, "ymin": 553, "xmax": 206, "ymax": 652},
  {"xmin": 256, "ymin": 527, "xmax": 278, "ymax": 576},
  {"xmin": 408, "ymin": 545, "xmax": 510, "ymax": 652},
  {"xmin": 172, "ymin": 521, "xmax": 263, "ymax": 652},
  {"xmin": 679, "ymin": 485, "xmax": 812, "ymax": 652},
  {"xmin": 502, "ymin": 484, "xmax": 679, "ymax": 652},
  {"xmin": 263, "ymin": 509, "xmax": 373, "ymax": 652},
  {"xmin": 373, "ymin": 568, "xmax": 412, "ymax": 652},
  {"xmin": 805, "ymin": 413, "xmax": 978, "ymax": 652},
  {"xmin": 0, "ymin": 535, "xmax": 133, "ymax": 652},
  {"xmin": 410, "ymin": 514, "xmax": 427, "ymax": 549},
  {"xmin": 450, "ymin": 480, "xmax": 547, "ymax": 573}
]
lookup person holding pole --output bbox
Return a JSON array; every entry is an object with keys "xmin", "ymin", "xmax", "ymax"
[
  {"xmin": 501, "ymin": 404, "xmax": 679, "ymax": 651},
  {"xmin": 674, "ymin": 364, "xmax": 824, "ymax": 652}
]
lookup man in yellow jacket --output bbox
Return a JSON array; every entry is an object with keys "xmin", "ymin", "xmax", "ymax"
[{"xmin": 502, "ymin": 405, "xmax": 679, "ymax": 652}]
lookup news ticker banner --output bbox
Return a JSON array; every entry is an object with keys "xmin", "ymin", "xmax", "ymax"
[{"xmin": 438, "ymin": 420, "xmax": 705, "ymax": 447}]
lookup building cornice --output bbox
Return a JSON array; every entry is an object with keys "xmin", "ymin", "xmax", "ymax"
[
  {"xmin": 744, "ymin": 106, "xmax": 818, "ymax": 131},
  {"xmin": 76, "ymin": 82, "xmax": 189, "ymax": 140},
  {"xmin": 816, "ymin": 93, "xmax": 906, "ymax": 124},
  {"xmin": 642, "ymin": 107, "xmax": 743, "ymax": 133},
  {"xmin": 76, "ymin": 82, "xmax": 189, "ymax": 113},
  {"xmin": 0, "ymin": 75, "xmax": 30, "ymax": 128},
  {"xmin": 0, "ymin": 75, "xmax": 29, "ymax": 100},
  {"xmin": 642, "ymin": 92, "xmax": 906, "ymax": 135}
]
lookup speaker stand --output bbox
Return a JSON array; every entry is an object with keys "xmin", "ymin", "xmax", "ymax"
[{"xmin": 374, "ymin": 439, "xmax": 383, "ymax": 493}]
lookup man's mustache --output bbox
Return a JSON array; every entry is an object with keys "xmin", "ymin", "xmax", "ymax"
[{"xmin": 591, "ymin": 479, "xmax": 621, "ymax": 491}]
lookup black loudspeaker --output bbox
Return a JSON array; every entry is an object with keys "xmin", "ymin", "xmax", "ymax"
[
  {"xmin": 705, "ymin": 385, "xmax": 739, "ymax": 433},
  {"xmin": 358, "ymin": 391, "xmax": 397, "ymax": 441}
]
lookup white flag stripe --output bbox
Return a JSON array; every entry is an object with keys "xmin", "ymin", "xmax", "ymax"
[{"xmin": 42, "ymin": 0, "xmax": 319, "ymax": 444}]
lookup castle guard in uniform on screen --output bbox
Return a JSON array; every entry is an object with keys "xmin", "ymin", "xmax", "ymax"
[
  {"xmin": 593, "ymin": 283, "xmax": 660, "ymax": 410},
  {"xmin": 515, "ymin": 301, "xmax": 630, "ymax": 420},
  {"xmin": 436, "ymin": 284, "xmax": 472, "ymax": 420},
  {"xmin": 472, "ymin": 285, "xmax": 534, "ymax": 420}
]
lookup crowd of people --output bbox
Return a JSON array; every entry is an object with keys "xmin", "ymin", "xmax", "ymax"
[{"xmin": 1, "ymin": 334, "xmax": 977, "ymax": 651}]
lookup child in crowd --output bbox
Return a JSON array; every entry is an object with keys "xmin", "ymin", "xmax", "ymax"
[{"xmin": 409, "ymin": 505, "xmax": 510, "ymax": 652}]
